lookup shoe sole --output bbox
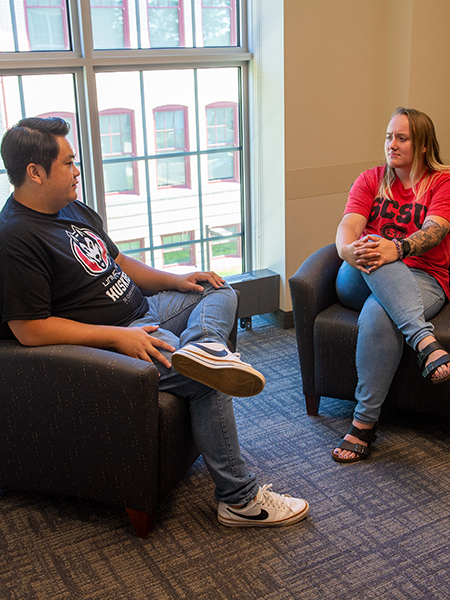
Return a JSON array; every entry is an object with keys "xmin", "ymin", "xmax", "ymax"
[
  {"xmin": 217, "ymin": 502, "xmax": 309, "ymax": 527},
  {"xmin": 331, "ymin": 451, "xmax": 366, "ymax": 464},
  {"xmin": 431, "ymin": 371, "xmax": 450, "ymax": 384},
  {"xmin": 172, "ymin": 353, "xmax": 265, "ymax": 397}
]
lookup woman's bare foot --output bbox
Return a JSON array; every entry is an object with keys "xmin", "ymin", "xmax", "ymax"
[
  {"xmin": 417, "ymin": 336, "xmax": 450, "ymax": 382},
  {"xmin": 332, "ymin": 419, "xmax": 376, "ymax": 461}
]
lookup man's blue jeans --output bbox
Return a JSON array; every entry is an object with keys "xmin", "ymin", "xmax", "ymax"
[
  {"xmin": 129, "ymin": 282, "xmax": 258, "ymax": 505},
  {"xmin": 336, "ymin": 260, "xmax": 445, "ymax": 424}
]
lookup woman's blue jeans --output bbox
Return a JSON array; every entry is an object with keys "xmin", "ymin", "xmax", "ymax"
[
  {"xmin": 128, "ymin": 282, "xmax": 258, "ymax": 505},
  {"xmin": 336, "ymin": 260, "xmax": 445, "ymax": 424}
]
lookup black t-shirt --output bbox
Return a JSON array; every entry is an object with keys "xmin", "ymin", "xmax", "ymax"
[{"xmin": 0, "ymin": 195, "xmax": 148, "ymax": 337}]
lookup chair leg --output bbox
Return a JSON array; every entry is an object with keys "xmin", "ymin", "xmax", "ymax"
[
  {"xmin": 126, "ymin": 507, "xmax": 154, "ymax": 539},
  {"xmin": 305, "ymin": 394, "xmax": 320, "ymax": 416}
]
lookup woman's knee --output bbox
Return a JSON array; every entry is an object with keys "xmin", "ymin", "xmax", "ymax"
[{"xmin": 336, "ymin": 262, "xmax": 371, "ymax": 311}]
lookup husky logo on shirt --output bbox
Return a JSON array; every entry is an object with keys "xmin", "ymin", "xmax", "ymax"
[{"xmin": 66, "ymin": 225, "xmax": 110, "ymax": 275}]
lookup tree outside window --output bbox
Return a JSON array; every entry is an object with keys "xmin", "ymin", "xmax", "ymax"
[
  {"xmin": 147, "ymin": 0, "xmax": 184, "ymax": 48},
  {"xmin": 90, "ymin": 0, "xmax": 130, "ymax": 49},
  {"xmin": 202, "ymin": 0, "xmax": 236, "ymax": 47}
]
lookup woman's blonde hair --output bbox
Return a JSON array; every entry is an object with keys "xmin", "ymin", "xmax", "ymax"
[{"xmin": 379, "ymin": 107, "xmax": 450, "ymax": 200}]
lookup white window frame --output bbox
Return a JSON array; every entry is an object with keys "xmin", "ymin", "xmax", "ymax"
[{"xmin": 0, "ymin": 0, "xmax": 253, "ymax": 270}]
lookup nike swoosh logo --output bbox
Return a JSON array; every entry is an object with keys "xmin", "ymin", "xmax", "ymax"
[
  {"xmin": 192, "ymin": 343, "xmax": 229, "ymax": 358},
  {"xmin": 227, "ymin": 508, "xmax": 269, "ymax": 521}
]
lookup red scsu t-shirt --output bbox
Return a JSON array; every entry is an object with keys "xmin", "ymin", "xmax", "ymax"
[{"xmin": 344, "ymin": 166, "xmax": 450, "ymax": 298}]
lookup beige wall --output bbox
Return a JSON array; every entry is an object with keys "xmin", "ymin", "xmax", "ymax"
[{"xmin": 282, "ymin": 0, "xmax": 450, "ymax": 311}]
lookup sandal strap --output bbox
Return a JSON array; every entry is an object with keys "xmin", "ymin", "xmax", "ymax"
[
  {"xmin": 336, "ymin": 439, "xmax": 371, "ymax": 458},
  {"xmin": 347, "ymin": 423, "xmax": 378, "ymax": 443},
  {"xmin": 417, "ymin": 341, "xmax": 445, "ymax": 368},
  {"xmin": 422, "ymin": 353, "xmax": 450, "ymax": 379}
]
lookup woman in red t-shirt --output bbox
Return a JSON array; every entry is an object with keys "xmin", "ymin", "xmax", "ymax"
[{"xmin": 333, "ymin": 107, "xmax": 450, "ymax": 464}]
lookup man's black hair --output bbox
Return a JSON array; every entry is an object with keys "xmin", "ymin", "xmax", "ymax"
[{"xmin": 1, "ymin": 117, "xmax": 71, "ymax": 187}]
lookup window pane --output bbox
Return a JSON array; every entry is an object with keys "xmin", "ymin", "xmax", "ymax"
[
  {"xmin": 0, "ymin": 73, "xmax": 81, "ymax": 193},
  {"xmin": 202, "ymin": 7, "xmax": 231, "ymax": 47},
  {"xmin": 0, "ymin": 173, "xmax": 12, "ymax": 212},
  {"xmin": 103, "ymin": 161, "xmax": 135, "ymax": 193},
  {"xmin": 98, "ymin": 87, "xmax": 139, "ymax": 196},
  {"xmin": 161, "ymin": 231, "xmax": 195, "ymax": 266},
  {"xmin": 86, "ymin": 0, "xmax": 239, "ymax": 50},
  {"xmin": 148, "ymin": 5, "xmax": 180, "ymax": 48},
  {"xmin": 157, "ymin": 156, "xmax": 187, "ymax": 187},
  {"xmin": 207, "ymin": 151, "xmax": 235, "ymax": 180},
  {"xmin": 1, "ymin": 0, "xmax": 71, "ymax": 52},
  {"xmin": 91, "ymin": 4, "xmax": 126, "ymax": 49},
  {"xmin": 197, "ymin": 68, "xmax": 239, "ymax": 151},
  {"xmin": 27, "ymin": 7, "xmax": 66, "ymax": 49},
  {"xmin": 96, "ymin": 67, "xmax": 242, "ymax": 276},
  {"xmin": 207, "ymin": 225, "xmax": 242, "ymax": 276},
  {"xmin": 2, "ymin": 0, "xmax": 239, "ymax": 53}
]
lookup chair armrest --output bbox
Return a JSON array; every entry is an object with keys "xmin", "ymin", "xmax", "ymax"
[
  {"xmin": 289, "ymin": 244, "xmax": 342, "ymax": 315},
  {"xmin": 0, "ymin": 341, "xmax": 160, "ymax": 512},
  {"xmin": 289, "ymin": 243, "xmax": 343, "ymax": 398}
]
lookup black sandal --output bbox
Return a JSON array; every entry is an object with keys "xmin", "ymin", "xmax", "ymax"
[
  {"xmin": 417, "ymin": 340, "xmax": 450, "ymax": 384},
  {"xmin": 332, "ymin": 423, "xmax": 378, "ymax": 464}
]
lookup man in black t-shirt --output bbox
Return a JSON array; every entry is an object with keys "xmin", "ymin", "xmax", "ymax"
[{"xmin": 0, "ymin": 117, "xmax": 309, "ymax": 528}]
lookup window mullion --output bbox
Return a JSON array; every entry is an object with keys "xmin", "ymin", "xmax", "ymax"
[
  {"xmin": 239, "ymin": 62, "xmax": 251, "ymax": 271},
  {"xmin": 75, "ymin": 0, "xmax": 94, "ymax": 59},
  {"xmin": 193, "ymin": 68, "xmax": 206, "ymax": 271},
  {"xmin": 83, "ymin": 66, "xmax": 106, "ymax": 221}
]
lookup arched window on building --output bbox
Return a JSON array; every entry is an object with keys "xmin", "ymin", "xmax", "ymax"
[
  {"xmin": 24, "ymin": 0, "xmax": 70, "ymax": 50},
  {"xmin": 153, "ymin": 105, "xmax": 190, "ymax": 188},
  {"xmin": 206, "ymin": 101, "xmax": 238, "ymax": 182},
  {"xmin": 99, "ymin": 108, "xmax": 138, "ymax": 195}
]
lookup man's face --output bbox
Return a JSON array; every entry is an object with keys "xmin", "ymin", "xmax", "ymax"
[{"xmin": 40, "ymin": 136, "xmax": 80, "ymax": 209}]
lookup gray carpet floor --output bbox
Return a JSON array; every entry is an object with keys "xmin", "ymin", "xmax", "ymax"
[{"xmin": 2, "ymin": 316, "xmax": 450, "ymax": 600}]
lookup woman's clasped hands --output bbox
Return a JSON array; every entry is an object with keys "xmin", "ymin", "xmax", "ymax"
[{"xmin": 352, "ymin": 235, "xmax": 399, "ymax": 274}]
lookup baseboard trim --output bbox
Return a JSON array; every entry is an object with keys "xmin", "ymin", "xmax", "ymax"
[{"xmin": 261, "ymin": 310, "xmax": 294, "ymax": 329}]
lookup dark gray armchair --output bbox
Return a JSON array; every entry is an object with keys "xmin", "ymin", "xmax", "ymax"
[
  {"xmin": 289, "ymin": 243, "xmax": 450, "ymax": 418},
  {"xmin": 0, "ymin": 310, "xmax": 238, "ymax": 538}
]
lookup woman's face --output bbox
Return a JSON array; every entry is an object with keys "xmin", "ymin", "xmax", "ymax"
[{"xmin": 385, "ymin": 114, "xmax": 415, "ymax": 172}]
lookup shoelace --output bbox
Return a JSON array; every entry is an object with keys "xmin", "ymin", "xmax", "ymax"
[{"xmin": 258, "ymin": 484, "xmax": 287, "ymax": 509}]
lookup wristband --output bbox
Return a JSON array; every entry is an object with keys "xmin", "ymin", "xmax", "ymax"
[{"xmin": 392, "ymin": 238, "xmax": 403, "ymax": 260}]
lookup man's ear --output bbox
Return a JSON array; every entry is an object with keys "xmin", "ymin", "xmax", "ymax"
[{"xmin": 26, "ymin": 162, "xmax": 45, "ymax": 185}]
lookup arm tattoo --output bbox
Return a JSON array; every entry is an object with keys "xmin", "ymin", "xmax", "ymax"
[{"xmin": 408, "ymin": 219, "xmax": 450, "ymax": 257}]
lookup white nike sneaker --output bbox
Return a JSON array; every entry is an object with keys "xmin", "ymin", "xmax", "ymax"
[
  {"xmin": 171, "ymin": 341, "xmax": 265, "ymax": 397},
  {"xmin": 217, "ymin": 484, "xmax": 309, "ymax": 527}
]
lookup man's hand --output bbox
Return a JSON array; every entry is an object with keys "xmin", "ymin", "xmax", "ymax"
[
  {"xmin": 111, "ymin": 325, "xmax": 175, "ymax": 367},
  {"xmin": 173, "ymin": 270, "xmax": 225, "ymax": 293}
]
